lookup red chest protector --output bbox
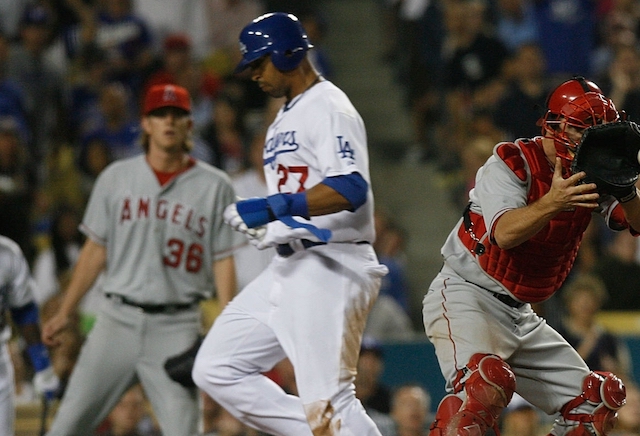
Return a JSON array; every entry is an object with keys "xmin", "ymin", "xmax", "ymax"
[{"xmin": 459, "ymin": 138, "xmax": 592, "ymax": 302}]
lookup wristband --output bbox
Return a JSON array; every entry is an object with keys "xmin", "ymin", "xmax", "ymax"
[
  {"xmin": 266, "ymin": 192, "xmax": 309, "ymax": 219},
  {"xmin": 27, "ymin": 343, "xmax": 51, "ymax": 372},
  {"xmin": 619, "ymin": 188, "xmax": 638, "ymax": 203},
  {"xmin": 276, "ymin": 192, "xmax": 309, "ymax": 219},
  {"xmin": 10, "ymin": 301, "xmax": 39, "ymax": 326},
  {"xmin": 267, "ymin": 193, "xmax": 331, "ymax": 242},
  {"xmin": 236, "ymin": 197, "xmax": 275, "ymax": 228}
]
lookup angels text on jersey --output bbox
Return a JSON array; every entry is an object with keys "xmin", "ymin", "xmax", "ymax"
[{"xmin": 119, "ymin": 195, "xmax": 208, "ymax": 274}]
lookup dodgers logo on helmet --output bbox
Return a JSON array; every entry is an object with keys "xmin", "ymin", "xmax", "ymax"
[{"xmin": 234, "ymin": 12, "xmax": 314, "ymax": 73}]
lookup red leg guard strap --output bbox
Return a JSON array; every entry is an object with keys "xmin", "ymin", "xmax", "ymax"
[
  {"xmin": 433, "ymin": 354, "xmax": 516, "ymax": 436},
  {"xmin": 552, "ymin": 372, "xmax": 626, "ymax": 436}
]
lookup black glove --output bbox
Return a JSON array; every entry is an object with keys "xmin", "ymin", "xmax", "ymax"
[
  {"xmin": 571, "ymin": 121, "xmax": 640, "ymax": 202},
  {"xmin": 164, "ymin": 336, "xmax": 203, "ymax": 388}
]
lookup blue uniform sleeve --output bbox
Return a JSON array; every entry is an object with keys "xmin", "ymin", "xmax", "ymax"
[{"xmin": 321, "ymin": 172, "xmax": 368, "ymax": 211}]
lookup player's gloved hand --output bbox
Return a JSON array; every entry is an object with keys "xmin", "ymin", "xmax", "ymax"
[
  {"xmin": 223, "ymin": 202, "xmax": 268, "ymax": 242},
  {"xmin": 224, "ymin": 193, "xmax": 309, "ymax": 231},
  {"xmin": 245, "ymin": 226, "xmax": 267, "ymax": 246},
  {"xmin": 224, "ymin": 197, "xmax": 275, "ymax": 230},
  {"xmin": 27, "ymin": 342, "xmax": 60, "ymax": 399},
  {"xmin": 224, "ymin": 201, "xmax": 266, "ymax": 232},
  {"xmin": 224, "ymin": 193, "xmax": 329, "ymax": 244},
  {"xmin": 33, "ymin": 365, "xmax": 60, "ymax": 400},
  {"xmin": 572, "ymin": 121, "xmax": 640, "ymax": 203}
]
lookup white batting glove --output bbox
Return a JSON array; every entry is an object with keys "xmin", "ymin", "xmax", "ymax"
[
  {"xmin": 33, "ymin": 366, "xmax": 60, "ymax": 399},
  {"xmin": 246, "ymin": 226, "xmax": 267, "ymax": 246},
  {"xmin": 224, "ymin": 203, "xmax": 267, "ymax": 244},
  {"xmin": 224, "ymin": 203, "xmax": 251, "ymax": 233}
]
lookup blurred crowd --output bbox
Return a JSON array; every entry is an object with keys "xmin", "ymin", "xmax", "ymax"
[
  {"xmin": 4, "ymin": 0, "xmax": 640, "ymax": 434},
  {"xmin": 0, "ymin": 0, "xmax": 332, "ymax": 269},
  {"xmin": 379, "ymin": 0, "xmax": 640, "ymax": 209}
]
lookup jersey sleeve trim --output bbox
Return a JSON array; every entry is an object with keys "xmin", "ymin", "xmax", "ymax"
[
  {"xmin": 488, "ymin": 207, "xmax": 512, "ymax": 244},
  {"xmin": 79, "ymin": 224, "xmax": 107, "ymax": 246},
  {"xmin": 321, "ymin": 173, "xmax": 368, "ymax": 211},
  {"xmin": 212, "ymin": 242, "xmax": 247, "ymax": 261}
]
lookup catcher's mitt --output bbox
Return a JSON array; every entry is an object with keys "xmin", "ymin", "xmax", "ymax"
[
  {"xmin": 571, "ymin": 120, "xmax": 640, "ymax": 202},
  {"xmin": 164, "ymin": 336, "xmax": 203, "ymax": 388}
]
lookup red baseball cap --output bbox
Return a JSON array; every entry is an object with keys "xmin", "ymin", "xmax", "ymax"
[{"xmin": 143, "ymin": 84, "xmax": 191, "ymax": 115}]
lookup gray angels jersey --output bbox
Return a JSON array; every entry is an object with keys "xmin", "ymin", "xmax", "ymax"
[{"xmin": 81, "ymin": 155, "xmax": 243, "ymax": 304}]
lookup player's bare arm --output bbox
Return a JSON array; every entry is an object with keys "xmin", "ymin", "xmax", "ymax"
[
  {"xmin": 42, "ymin": 239, "xmax": 106, "ymax": 347},
  {"xmin": 225, "ymin": 172, "xmax": 368, "ymax": 239},
  {"xmin": 306, "ymin": 182, "xmax": 353, "ymax": 216},
  {"xmin": 212, "ymin": 256, "xmax": 237, "ymax": 308},
  {"xmin": 493, "ymin": 158, "xmax": 599, "ymax": 249}
]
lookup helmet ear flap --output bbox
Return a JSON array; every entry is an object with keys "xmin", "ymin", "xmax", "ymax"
[{"xmin": 271, "ymin": 47, "xmax": 306, "ymax": 72}]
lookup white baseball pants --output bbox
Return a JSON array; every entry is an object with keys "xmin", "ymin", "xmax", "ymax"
[{"xmin": 194, "ymin": 243, "xmax": 388, "ymax": 435}]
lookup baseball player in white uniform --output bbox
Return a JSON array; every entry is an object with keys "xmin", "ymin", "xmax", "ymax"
[
  {"xmin": 0, "ymin": 235, "xmax": 59, "ymax": 436},
  {"xmin": 42, "ymin": 84, "xmax": 242, "ymax": 436},
  {"xmin": 192, "ymin": 13, "xmax": 388, "ymax": 436},
  {"xmin": 424, "ymin": 77, "xmax": 640, "ymax": 435}
]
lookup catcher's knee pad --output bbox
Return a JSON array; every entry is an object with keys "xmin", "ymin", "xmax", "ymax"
[
  {"xmin": 430, "ymin": 354, "xmax": 516, "ymax": 436},
  {"xmin": 550, "ymin": 371, "xmax": 626, "ymax": 436}
]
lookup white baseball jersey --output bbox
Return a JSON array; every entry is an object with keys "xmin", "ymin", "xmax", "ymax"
[
  {"xmin": 0, "ymin": 236, "xmax": 36, "ymax": 341},
  {"xmin": 81, "ymin": 155, "xmax": 243, "ymax": 304},
  {"xmin": 260, "ymin": 80, "xmax": 375, "ymax": 246},
  {"xmin": 0, "ymin": 236, "xmax": 37, "ymax": 436}
]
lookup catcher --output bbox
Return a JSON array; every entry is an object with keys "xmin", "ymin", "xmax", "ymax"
[{"xmin": 424, "ymin": 76, "xmax": 640, "ymax": 436}]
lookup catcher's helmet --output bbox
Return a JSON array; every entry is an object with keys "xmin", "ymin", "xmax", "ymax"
[
  {"xmin": 541, "ymin": 76, "xmax": 619, "ymax": 166},
  {"xmin": 235, "ymin": 12, "xmax": 313, "ymax": 73}
]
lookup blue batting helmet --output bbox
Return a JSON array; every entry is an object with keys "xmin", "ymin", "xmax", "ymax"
[{"xmin": 235, "ymin": 12, "xmax": 314, "ymax": 73}]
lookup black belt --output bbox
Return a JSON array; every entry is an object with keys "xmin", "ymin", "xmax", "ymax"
[
  {"xmin": 463, "ymin": 279, "xmax": 525, "ymax": 308},
  {"xmin": 488, "ymin": 291, "xmax": 525, "ymax": 308},
  {"xmin": 276, "ymin": 240, "xmax": 370, "ymax": 257},
  {"xmin": 276, "ymin": 239, "xmax": 327, "ymax": 257},
  {"xmin": 105, "ymin": 293, "xmax": 197, "ymax": 314}
]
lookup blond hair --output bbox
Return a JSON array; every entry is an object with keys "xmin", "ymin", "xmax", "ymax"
[
  {"xmin": 139, "ymin": 130, "xmax": 194, "ymax": 153},
  {"xmin": 562, "ymin": 273, "xmax": 609, "ymax": 307}
]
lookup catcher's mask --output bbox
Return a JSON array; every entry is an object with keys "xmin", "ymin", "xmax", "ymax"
[{"xmin": 540, "ymin": 76, "xmax": 619, "ymax": 167}]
